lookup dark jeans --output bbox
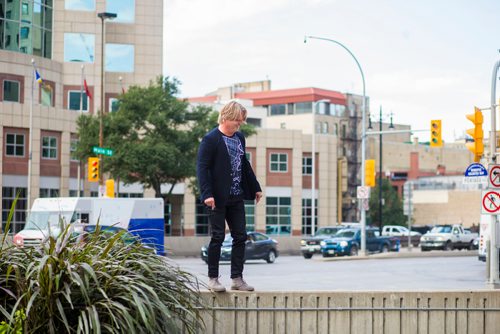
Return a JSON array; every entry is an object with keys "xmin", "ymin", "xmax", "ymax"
[{"xmin": 207, "ymin": 197, "xmax": 247, "ymax": 279}]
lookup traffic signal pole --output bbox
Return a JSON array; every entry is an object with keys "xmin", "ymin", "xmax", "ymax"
[{"xmin": 488, "ymin": 58, "xmax": 500, "ymax": 288}]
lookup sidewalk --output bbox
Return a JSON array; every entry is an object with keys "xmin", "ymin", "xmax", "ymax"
[{"xmin": 319, "ymin": 247, "xmax": 478, "ymax": 261}]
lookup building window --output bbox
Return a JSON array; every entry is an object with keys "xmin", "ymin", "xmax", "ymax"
[
  {"xmin": 317, "ymin": 102, "xmax": 330, "ymax": 115},
  {"xmin": 245, "ymin": 152, "xmax": 252, "ymax": 166},
  {"xmin": 41, "ymin": 84, "xmax": 53, "ymax": 106},
  {"xmin": 270, "ymin": 153, "xmax": 287, "ymax": 172},
  {"xmin": 106, "ymin": 44, "xmax": 134, "ymax": 72},
  {"xmin": 0, "ymin": 1, "xmax": 53, "ymax": 58},
  {"xmin": 109, "ymin": 97, "xmax": 119, "ymax": 112},
  {"xmin": 295, "ymin": 102, "xmax": 312, "ymax": 114},
  {"xmin": 302, "ymin": 198, "xmax": 317, "ymax": 235},
  {"xmin": 90, "ymin": 191, "xmax": 98, "ymax": 197},
  {"xmin": 64, "ymin": 33, "xmax": 95, "ymax": 62},
  {"xmin": 69, "ymin": 190, "xmax": 84, "ymax": 197},
  {"xmin": 106, "ymin": 0, "xmax": 135, "ymax": 23},
  {"xmin": 322, "ymin": 122, "xmax": 329, "ymax": 134},
  {"xmin": 117, "ymin": 193, "xmax": 143, "ymax": 198},
  {"xmin": 3, "ymin": 80, "xmax": 20, "ymax": 102},
  {"xmin": 70, "ymin": 138, "xmax": 79, "ymax": 161},
  {"xmin": 164, "ymin": 201, "xmax": 172, "ymax": 235},
  {"xmin": 269, "ymin": 104, "xmax": 286, "ymax": 116},
  {"xmin": 42, "ymin": 136, "xmax": 57, "ymax": 159},
  {"xmin": 39, "ymin": 188, "xmax": 59, "ymax": 198},
  {"xmin": 195, "ymin": 201, "xmax": 209, "ymax": 236},
  {"xmin": 302, "ymin": 156, "xmax": 312, "ymax": 175},
  {"xmin": 65, "ymin": 0, "xmax": 95, "ymax": 11},
  {"xmin": 68, "ymin": 91, "xmax": 88, "ymax": 111},
  {"xmin": 5, "ymin": 133, "xmax": 25, "ymax": 157},
  {"xmin": 2, "ymin": 187, "xmax": 27, "ymax": 233},
  {"xmin": 331, "ymin": 104, "xmax": 346, "ymax": 117},
  {"xmin": 266, "ymin": 197, "xmax": 291, "ymax": 235},
  {"xmin": 244, "ymin": 200, "xmax": 255, "ymax": 232}
]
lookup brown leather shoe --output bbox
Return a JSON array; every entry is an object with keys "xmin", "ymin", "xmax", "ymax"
[
  {"xmin": 208, "ymin": 277, "xmax": 226, "ymax": 292},
  {"xmin": 231, "ymin": 277, "xmax": 254, "ymax": 291}
]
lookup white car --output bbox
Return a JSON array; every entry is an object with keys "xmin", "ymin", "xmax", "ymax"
[{"xmin": 382, "ymin": 225, "xmax": 421, "ymax": 237}]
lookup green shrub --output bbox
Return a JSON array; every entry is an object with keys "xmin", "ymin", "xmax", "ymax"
[{"xmin": 0, "ymin": 217, "xmax": 205, "ymax": 333}]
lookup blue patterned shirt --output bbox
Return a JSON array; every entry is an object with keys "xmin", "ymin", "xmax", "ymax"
[{"xmin": 222, "ymin": 134, "xmax": 244, "ymax": 196}]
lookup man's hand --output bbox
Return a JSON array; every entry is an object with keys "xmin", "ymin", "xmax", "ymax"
[
  {"xmin": 255, "ymin": 192, "xmax": 263, "ymax": 204},
  {"xmin": 204, "ymin": 197, "xmax": 215, "ymax": 209}
]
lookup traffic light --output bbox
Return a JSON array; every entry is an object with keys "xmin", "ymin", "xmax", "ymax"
[
  {"xmin": 88, "ymin": 157, "xmax": 99, "ymax": 182},
  {"xmin": 430, "ymin": 120, "xmax": 442, "ymax": 147},
  {"xmin": 365, "ymin": 159, "xmax": 376, "ymax": 187},
  {"xmin": 465, "ymin": 107, "xmax": 484, "ymax": 163},
  {"xmin": 105, "ymin": 179, "xmax": 115, "ymax": 198}
]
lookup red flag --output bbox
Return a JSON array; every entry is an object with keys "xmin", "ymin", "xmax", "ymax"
[{"xmin": 84, "ymin": 79, "xmax": 92, "ymax": 99}]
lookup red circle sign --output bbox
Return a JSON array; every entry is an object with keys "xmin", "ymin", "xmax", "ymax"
[
  {"xmin": 482, "ymin": 191, "xmax": 500, "ymax": 213},
  {"xmin": 489, "ymin": 166, "xmax": 500, "ymax": 187}
]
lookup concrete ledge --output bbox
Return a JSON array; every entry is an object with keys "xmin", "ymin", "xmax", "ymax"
[{"xmin": 196, "ymin": 290, "xmax": 500, "ymax": 334}]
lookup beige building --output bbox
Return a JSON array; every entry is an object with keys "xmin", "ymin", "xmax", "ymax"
[
  {"xmin": 186, "ymin": 81, "xmax": 477, "ymax": 235},
  {"xmin": 0, "ymin": 0, "xmax": 163, "ymax": 233}
]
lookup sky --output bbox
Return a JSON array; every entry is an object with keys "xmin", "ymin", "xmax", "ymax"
[{"xmin": 163, "ymin": 0, "xmax": 500, "ymax": 142}]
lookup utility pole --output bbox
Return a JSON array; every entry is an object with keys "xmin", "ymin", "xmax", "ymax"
[{"xmin": 378, "ymin": 106, "xmax": 383, "ymax": 235}]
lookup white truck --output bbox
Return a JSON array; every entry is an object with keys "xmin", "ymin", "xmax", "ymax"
[
  {"xmin": 420, "ymin": 224, "xmax": 477, "ymax": 251},
  {"xmin": 12, "ymin": 197, "xmax": 165, "ymax": 255},
  {"xmin": 382, "ymin": 225, "xmax": 421, "ymax": 237}
]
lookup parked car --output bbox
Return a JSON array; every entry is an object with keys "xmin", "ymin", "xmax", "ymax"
[
  {"xmin": 201, "ymin": 232, "xmax": 279, "ymax": 264},
  {"xmin": 382, "ymin": 225, "xmax": 421, "ymax": 237},
  {"xmin": 320, "ymin": 228, "xmax": 397, "ymax": 257},
  {"xmin": 373, "ymin": 230, "xmax": 401, "ymax": 252},
  {"xmin": 300, "ymin": 226, "xmax": 344, "ymax": 259},
  {"xmin": 420, "ymin": 224, "xmax": 478, "ymax": 251}
]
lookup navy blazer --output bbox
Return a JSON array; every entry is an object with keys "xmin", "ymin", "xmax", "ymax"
[{"xmin": 197, "ymin": 127, "xmax": 262, "ymax": 208}]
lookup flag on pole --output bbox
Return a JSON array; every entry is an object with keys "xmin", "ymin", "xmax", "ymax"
[
  {"xmin": 35, "ymin": 70, "xmax": 43, "ymax": 84},
  {"xmin": 84, "ymin": 79, "xmax": 92, "ymax": 99}
]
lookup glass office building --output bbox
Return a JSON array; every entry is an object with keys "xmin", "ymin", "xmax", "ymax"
[{"xmin": 0, "ymin": 0, "xmax": 52, "ymax": 58}]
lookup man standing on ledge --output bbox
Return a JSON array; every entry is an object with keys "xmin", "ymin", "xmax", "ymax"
[{"xmin": 197, "ymin": 101, "xmax": 263, "ymax": 292}]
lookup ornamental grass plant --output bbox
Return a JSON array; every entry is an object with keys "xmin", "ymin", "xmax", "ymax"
[{"xmin": 0, "ymin": 199, "xmax": 205, "ymax": 333}]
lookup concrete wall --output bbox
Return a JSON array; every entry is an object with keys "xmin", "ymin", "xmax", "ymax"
[
  {"xmin": 191, "ymin": 291, "xmax": 500, "ymax": 334},
  {"xmin": 413, "ymin": 190, "xmax": 481, "ymax": 227}
]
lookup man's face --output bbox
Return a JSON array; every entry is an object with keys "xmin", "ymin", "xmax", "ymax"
[{"xmin": 225, "ymin": 115, "xmax": 246, "ymax": 133}]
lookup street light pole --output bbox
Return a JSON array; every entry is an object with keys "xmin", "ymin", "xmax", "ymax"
[
  {"xmin": 378, "ymin": 106, "xmax": 383, "ymax": 236},
  {"xmin": 305, "ymin": 35, "xmax": 367, "ymax": 255},
  {"xmin": 97, "ymin": 12, "xmax": 117, "ymax": 187}
]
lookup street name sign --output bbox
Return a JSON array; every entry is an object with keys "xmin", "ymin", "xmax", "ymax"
[
  {"xmin": 92, "ymin": 146, "xmax": 114, "ymax": 156},
  {"xmin": 463, "ymin": 163, "xmax": 487, "ymax": 184}
]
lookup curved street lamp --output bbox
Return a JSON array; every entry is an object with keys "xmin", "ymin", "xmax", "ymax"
[{"xmin": 304, "ymin": 35, "xmax": 368, "ymax": 255}]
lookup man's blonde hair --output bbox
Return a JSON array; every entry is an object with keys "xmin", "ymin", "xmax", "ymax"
[{"xmin": 218, "ymin": 101, "xmax": 247, "ymax": 124}]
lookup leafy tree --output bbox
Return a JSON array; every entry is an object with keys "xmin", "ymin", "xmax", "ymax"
[
  {"xmin": 76, "ymin": 76, "xmax": 255, "ymax": 201},
  {"xmin": 368, "ymin": 178, "xmax": 406, "ymax": 229}
]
